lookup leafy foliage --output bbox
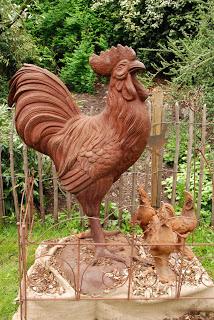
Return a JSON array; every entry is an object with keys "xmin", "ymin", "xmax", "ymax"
[
  {"xmin": 92, "ymin": 0, "xmax": 208, "ymax": 66},
  {"xmin": 60, "ymin": 38, "xmax": 96, "ymax": 93},
  {"xmin": 157, "ymin": 2, "xmax": 214, "ymax": 112},
  {"xmin": 24, "ymin": 0, "xmax": 109, "ymax": 92},
  {"xmin": 0, "ymin": 0, "xmax": 38, "ymax": 78}
]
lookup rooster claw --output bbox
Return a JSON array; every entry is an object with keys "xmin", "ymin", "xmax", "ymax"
[{"xmin": 92, "ymin": 248, "xmax": 128, "ymax": 266}]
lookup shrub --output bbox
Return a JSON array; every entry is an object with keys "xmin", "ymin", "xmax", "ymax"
[{"xmin": 60, "ymin": 39, "xmax": 96, "ymax": 93}]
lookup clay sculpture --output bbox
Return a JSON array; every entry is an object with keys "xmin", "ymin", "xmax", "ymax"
[
  {"xmin": 133, "ymin": 187, "xmax": 197, "ymax": 282},
  {"xmin": 8, "ymin": 45, "xmax": 151, "ymax": 262}
]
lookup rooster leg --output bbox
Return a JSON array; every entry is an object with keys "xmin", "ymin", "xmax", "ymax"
[
  {"xmin": 76, "ymin": 177, "xmax": 126, "ymax": 264},
  {"xmin": 89, "ymin": 216, "xmax": 126, "ymax": 264}
]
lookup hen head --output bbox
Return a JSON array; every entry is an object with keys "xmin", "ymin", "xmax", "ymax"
[{"xmin": 89, "ymin": 44, "xmax": 148, "ymax": 101}]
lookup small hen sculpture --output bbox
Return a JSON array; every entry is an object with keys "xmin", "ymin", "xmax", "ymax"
[
  {"xmin": 133, "ymin": 187, "xmax": 197, "ymax": 282},
  {"xmin": 8, "ymin": 45, "xmax": 151, "ymax": 262}
]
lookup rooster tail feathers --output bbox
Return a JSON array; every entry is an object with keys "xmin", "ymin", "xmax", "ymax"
[{"xmin": 8, "ymin": 64, "xmax": 80, "ymax": 154}]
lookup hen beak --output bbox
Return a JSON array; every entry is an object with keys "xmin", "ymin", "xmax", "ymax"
[{"xmin": 129, "ymin": 60, "xmax": 146, "ymax": 73}]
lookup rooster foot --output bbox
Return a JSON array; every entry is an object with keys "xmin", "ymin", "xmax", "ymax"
[
  {"xmin": 92, "ymin": 247, "xmax": 127, "ymax": 266},
  {"xmin": 77, "ymin": 230, "xmax": 120, "ymax": 239},
  {"xmin": 157, "ymin": 265, "xmax": 176, "ymax": 283},
  {"xmin": 181, "ymin": 246, "xmax": 195, "ymax": 260}
]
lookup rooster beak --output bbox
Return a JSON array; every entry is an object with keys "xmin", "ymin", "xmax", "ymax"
[{"xmin": 129, "ymin": 60, "xmax": 146, "ymax": 73}]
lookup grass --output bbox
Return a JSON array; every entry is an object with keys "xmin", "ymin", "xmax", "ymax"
[{"xmin": 0, "ymin": 214, "xmax": 213, "ymax": 320}]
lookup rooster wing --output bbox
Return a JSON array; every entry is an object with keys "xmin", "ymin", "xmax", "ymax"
[
  {"xmin": 9, "ymin": 64, "xmax": 123, "ymax": 194},
  {"xmin": 56, "ymin": 117, "xmax": 123, "ymax": 193}
]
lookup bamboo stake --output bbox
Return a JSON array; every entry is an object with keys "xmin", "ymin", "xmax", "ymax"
[
  {"xmin": 185, "ymin": 108, "xmax": 194, "ymax": 191},
  {"xmin": 37, "ymin": 152, "xmax": 45, "ymax": 223},
  {"xmin": 196, "ymin": 105, "xmax": 206, "ymax": 220},
  {"xmin": 52, "ymin": 161, "xmax": 58, "ymax": 223},
  {"xmin": 171, "ymin": 102, "xmax": 180, "ymax": 206},
  {"xmin": 9, "ymin": 114, "xmax": 19, "ymax": 220}
]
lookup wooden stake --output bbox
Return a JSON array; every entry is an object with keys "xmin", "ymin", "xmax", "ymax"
[
  {"xmin": 171, "ymin": 102, "xmax": 180, "ymax": 206},
  {"xmin": 52, "ymin": 161, "xmax": 58, "ymax": 223},
  {"xmin": 0, "ymin": 143, "xmax": 5, "ymax": 224},
  {"xmin": 131, "ymin": 163, "xmax": 137, "ymax": 214},
  {"xmin": 197, "ymin": 105, "xmax": 206, "ymax": 221},
  {"xmin": 212, "ymin": 173, "xmax": 214, "ymax": 227},
  {"xmin": 151, "ymin": 87, "xmax": 164, "ymax": 208},
  {"xmin": 185, "ymin": 108, "xmax": 194, "ymax": 191},
  {"xmin": 118, "ymin": 175, "xmax": 124, "ymax": 227},
  {"xmin": 23, "ymin": 143, "xmax": 30, "ymax": 225},
  {"xmin": 66, "ymin": 191, "xmax": 72, "ymax": 217},
  {"xmin": 37, "ymin": 152, "xmax": 45, "ymax": 223},
  {"xmin": 9, "ymin": 114, "xmax": 19, "ymax": 220},
  {"xmin": 104, "ymin": 194, "xmax": 109, "ymax": 227}
]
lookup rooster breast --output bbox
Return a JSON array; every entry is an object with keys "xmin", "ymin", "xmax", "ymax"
[{"xmin": 50, "ymin": 114, "xmax": 123, "ymax": 194}]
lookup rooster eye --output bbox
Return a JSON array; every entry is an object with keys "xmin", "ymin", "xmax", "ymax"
[{"xmin": 114, "ymin": 60, "xmax": 129, "ymax": 79}]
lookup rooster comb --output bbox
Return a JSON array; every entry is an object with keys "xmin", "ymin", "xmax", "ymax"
[{"xmin": 89, "ymin": 44, "xmax": 136, "ymax": 76}]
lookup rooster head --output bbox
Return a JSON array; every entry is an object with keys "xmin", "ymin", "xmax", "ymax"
[{"xmin": 89, "ymin": 44, "xmax": 148, "ymax": 101}]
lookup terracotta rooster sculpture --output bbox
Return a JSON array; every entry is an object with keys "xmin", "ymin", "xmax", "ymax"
[{"xmin": 8, "ymin": 45, "xmax": 151, "ymax": 261}]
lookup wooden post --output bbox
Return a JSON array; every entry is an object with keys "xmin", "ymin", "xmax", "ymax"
[
  {"xmin": 104, "ymin": 194, "xmax": 109, "ymax": 227},
  {"xmin": 171, "ymin": 102, "xmax": 180, "ymax": 206},
  {"xmin": 52, "ymin": 161, "xmax": 58, "ymax": 223},
  {"xmin": 9, "ymin": 114, "xmax": 19, "ymax": 220},
  {"xmin": 212, "ymin": 173, "xmax": 214, "ymax": 227},
  {"xmin": 23, "ymin": 144, "xmax": 30, "ymax": 225},
  {"xmin": 0, "ymin": 143, "xmax": 5, "ymax": 224},
  {"xmin": 151, "ymin": 87, "xmax": 164, "ymax": 208},
  {"xmin": 23, "ymin": 144, "xmax": 29, "ymax": 194},
  {"xmin": 66, "ymin": 191, "xmax": 72, "ymax": 217},
  {"xmin": 37, "ymin": 152, "xmax": 45, "ymax": 223},
  {"xmin": 131, "ymin": 163, "xmax": 137, "ymax": 214},
  {"xmin": 144, "ymin": 99, "xmax": 152, "ymax": 193},
  {"xmin": 118, "ymin": 175, "xmax": 124, "ymax": 227},
  {"xmin": 196, "ymin": 105, "xmax": 206, "ymax": 221},
  {"xmin": 185, "ymin": 108, "xmax": 194, "ymax": 191}
]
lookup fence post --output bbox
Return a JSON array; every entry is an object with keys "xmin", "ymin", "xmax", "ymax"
[
  {"xmin": 118, "ymin": 175, "xmax": 124, "ymax": 227},
  {"xmin": 185, "ymin": 108, "xmax": 194, "ymax": 191},
  {"xmin": 66, "ymin": 191, "xmax": 72, "ymax": 217},
  {"xmin": 52, "ymin": 161, "xmax": 58, "ymax": 223},
  {"xmin": 131, "ymin": 163, "xmax": 137, "ymax": 214},
  {"xmin": 0, "ymin": 143, "xmax": 5, "ymax": 224},
  {"xmin": 151, "ymin": 87, "xmax": 164, "ymax": 208},
  {"xmin": 144, "ymin": 99, "xmax": 152, "ymax": 193},
  {"xmin": 37, "ymin": 152, "xmax": 45, "ymax": 223},
  {"xmin": 197, "ymin": 104, "xmax": 206, "ymax": 221},
  {"xmin": 9, "ymin": 113, "xmax": 19, "ymax": 220},
  {"xmin": 212, "ymin": 173, "xmax": 214, "ymax": 227},
  {"xmin": 171, "ymin": 102, "xmax": 180, "ymax": 206},
  {"xmin": 23, "ymin": 144, "xmax": 31, "ymax": 226}
]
